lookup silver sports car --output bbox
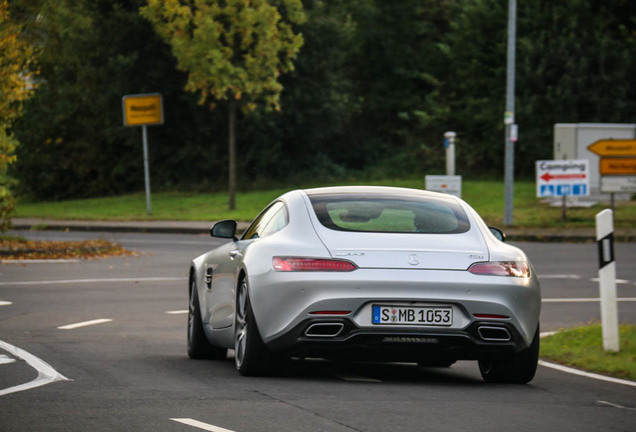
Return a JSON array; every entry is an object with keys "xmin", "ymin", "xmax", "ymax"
[{"xmin": 188, "ymin": 186, "xmax": 541, "ymax": 383}]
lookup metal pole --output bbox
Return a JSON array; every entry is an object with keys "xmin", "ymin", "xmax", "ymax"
[
  {"xmin": 503, "ymin": 0, "xmax": 516, "ymax": 226},
  {"xmin": 142, "ymin": 125, "xmax": 152, "ymax": 215}
]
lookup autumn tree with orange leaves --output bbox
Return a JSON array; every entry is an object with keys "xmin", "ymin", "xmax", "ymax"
[{"xmin": 0, "ymin": 0, "xmax": 36, "ymax": 231}]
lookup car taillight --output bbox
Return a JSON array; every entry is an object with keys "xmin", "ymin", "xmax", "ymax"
[
  {"xmin": 272, "ymin": 257, "xmax": 357, "ymax": 272},
  {"xmin": 468, "ymin": 261, "xmax": 530, "ymax": 278}
]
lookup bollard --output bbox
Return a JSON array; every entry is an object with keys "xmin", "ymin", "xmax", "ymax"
[{"xmin": 595, "ymin": 209, "xmax": 620, "ymax": 352}]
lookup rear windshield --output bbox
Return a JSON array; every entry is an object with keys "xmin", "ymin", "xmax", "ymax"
[{"xmin": 308, "ymin": 193, "xmax": 470, "ymax": 234}]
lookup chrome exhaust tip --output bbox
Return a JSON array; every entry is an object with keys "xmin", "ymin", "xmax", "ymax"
[
  {"xmin": 304, "ymin": 323, "xmax": 344, "ymax": 337},
  {"xmin": 478, "ymin": 326, "xmax": 511, "ymax": 341}
]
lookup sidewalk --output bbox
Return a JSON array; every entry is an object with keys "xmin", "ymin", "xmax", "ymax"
[{"xmin": 10, "ymin": 218, "xmax": 636, "ymax": 242}]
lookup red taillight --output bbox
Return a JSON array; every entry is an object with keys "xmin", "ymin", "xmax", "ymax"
[
  {"xmin": 468, "ymin": 261, "xmax": 530, "ymax": 278},
  {"xmin": 473, "ymin": 313, "xmax": 510, "ymax": 319},
  {"xmin": 309, "ymin": 311, "xmax": 351, "ymax": 315},
  {"xmin": 272, "ymin": 257, "xmax": 357, "ymax": 272}
]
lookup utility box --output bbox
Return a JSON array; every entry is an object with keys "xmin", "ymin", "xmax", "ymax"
[{"xmin": 554, "ymin": 123, "xmax": 636, "ymax": 194}]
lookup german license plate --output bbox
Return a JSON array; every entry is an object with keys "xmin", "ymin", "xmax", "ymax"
[{"xmin": 372, "ymin": 305, "xmax": 452, "ymax": 326}]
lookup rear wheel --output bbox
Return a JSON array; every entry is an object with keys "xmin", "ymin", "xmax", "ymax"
[
  {"xmin": 234, "ymin": 279, "xmax": 270, "ymax": 376},
  {"xmin": 187, "ymin": 279, "xmax": 227, "ymax": 360},
  {"xmin": 479, "ymin": 324, "xmax": 540, "ymax": 384}
]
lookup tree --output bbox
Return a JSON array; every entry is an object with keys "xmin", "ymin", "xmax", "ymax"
[
  {"xmin": 0, "ymin": 0, "xmax": 36, "ymax": 231},
  {"xmin": 142, "ymin": 0, "xmax": 305, "ymax": 209}
]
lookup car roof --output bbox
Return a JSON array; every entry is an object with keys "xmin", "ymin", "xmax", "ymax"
[{"xmin": 301, "ymin": 185, "xmax": 459, "ymax": 201}]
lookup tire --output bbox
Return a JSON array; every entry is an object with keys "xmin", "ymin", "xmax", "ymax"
[
  {"xmin": 234, "ymin": 279, "xmax": 270, "ymax": 376},
  {"xmin": 478, "ymin": 324, "xmax": 540, "ymax": 384},
  {"xmin": 187, "ymin": 278, "xmax": 228, "ymax": 360}
]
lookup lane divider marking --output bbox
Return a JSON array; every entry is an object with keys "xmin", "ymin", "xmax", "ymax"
[
  {"xmin": 540, "ymin": 274, "xmax": 582, "ymax": 279},
  {"xmin": 0, "ymin": 301, "xmax": 12, "ymax": 306},
  {"xmin": 597, "ymin": 400, "xmax": 636, "ymax": 411},
  {"xmin": 166, "ymin": 310, "xmax": 188, "ymax": 315},
  {"xmin": 58, "ymin": 319, "xmax": 113, "ymax": 330},
  {"xmin": 0, "ymin": 340, "xmax": 71, "ymax": 396},
  {"xmin": 0, "ymin": 277, "xmax": 186, "ymax": 286},
  {"xmin": 2, "ymin": 259, "xmax": 81, "ymax": 264},
  {"xmin": 170, "ymin": 418, "xmax": 236, "ymax": 432},
  {"xmin": 542, "ymin": 297, "xmax": 636, "ymax": 303}
]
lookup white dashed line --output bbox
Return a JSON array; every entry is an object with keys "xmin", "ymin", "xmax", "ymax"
[
  {"xmin": 542, "ymin": 297, "xmax": 636, "ymax": 303},
  {"xmin": 58, "ymin": 319, "xmax": 113, "ymax": 330},
  {"xmin": 0, "ymin": 301, "xmax": 12, "ymax": 306},
  {"xmin": 0, "ymin": 277, "xmax": 186, "ymax": 286},
  {"xmin": 590, "ymin": 278, "xmax": 631, "ymax": 285},
  {"xmin": 0, "ymin": 340, "xmax": 70, "ymax": 396},
  {"xmin": 170, "ymin": 418, "xmax": 236, "ymax": 432},
  {"xmin": 597, "ymin": 400, "xmax": 636, "ymax": 411},
  {"xmin": 166, "ymin": 310, "xmax": 188, "ymax": 315},
  {"xmin": 1, "ymin": 259, "xmax": 81, "ymax": 264}
]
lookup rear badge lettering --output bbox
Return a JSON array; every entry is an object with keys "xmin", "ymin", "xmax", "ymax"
[{"xmin": 382, "ymin": 337, "xmax": 439, "ymax": 344}]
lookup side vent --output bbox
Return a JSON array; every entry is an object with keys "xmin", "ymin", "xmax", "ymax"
[{"xmin": 204, "ymin": 267, "xmax": 213, "ymax": 289}]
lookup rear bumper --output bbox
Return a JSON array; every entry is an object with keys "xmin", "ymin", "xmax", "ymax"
[
  {"xmin": 249, "ymin": 268, "xmax": 541, "ymax": 350},
  {"xmin": 266, "ymin": 317, "xmax": 528, "ymax": 362}
]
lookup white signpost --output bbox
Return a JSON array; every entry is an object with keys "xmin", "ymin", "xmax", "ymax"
[
  {"xmin": 536, "ymin": 159, "xmax": 590, "ymax": 198},
  {"xmin": 595, "ymin": 209, "xmax": 620, "ymax": 352}
]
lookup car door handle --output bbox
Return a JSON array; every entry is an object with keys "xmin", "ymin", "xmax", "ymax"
[{"xmin": 229, "ymin": 250, "xmax": 242, "ymax": 259}]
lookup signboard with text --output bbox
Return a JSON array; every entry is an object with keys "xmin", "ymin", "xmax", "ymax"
[
  {"xmin": 122, "ymin": 93, "xmax": 163, "ymax": 127},
  {"xmin": 587, "ymin": 139, "xmax": 636, "ymax": 194},
  {"xmin": 425, "ymin": 175, "xmax": 462, "ymax": 198},
  {"xmin": 536, "ymin": 159, "xmax": 590, "ymax": 198}
]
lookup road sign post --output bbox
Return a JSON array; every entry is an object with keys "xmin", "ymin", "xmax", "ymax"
[
  {"xmin": 536, "ymin": 159, "xmax": 590, "ymax": 221},
  {"xmin": 595, "ymin": 209, "xmax": 620, "ymax": 353},
  {"xmin": 587, "ymin": 139, "xmax": 636, "ymax": 208},
  {"xmin": 122, "ymin": 93, "xmax": 164, "ymax": 215}
]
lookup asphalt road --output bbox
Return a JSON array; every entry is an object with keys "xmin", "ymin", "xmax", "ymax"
[{"xmin": 1, "ymin": 231, "xmax": 635, "ymax": 432}]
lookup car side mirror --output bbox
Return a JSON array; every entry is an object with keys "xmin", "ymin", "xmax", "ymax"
[
  {"xmin": 488, "ymin": 227, "xmax": 506, "ymax": 242},
  {"xmin": 211, "ymin": 220, "xmax": 238, "ymax": 240}
]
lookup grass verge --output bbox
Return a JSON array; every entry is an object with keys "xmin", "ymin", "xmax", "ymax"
[
  {"xmin": 14, "ymin": 179, "xmax": 636, "ymax": 228},
  {"xmin": 541, "ymin": 324, "xmax": 636, "ymax": 381}
]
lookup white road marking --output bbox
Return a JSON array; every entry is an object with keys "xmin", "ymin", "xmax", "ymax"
[
  {"xmin": 597, "ymin": 400, "xmax": 636, "ymax": 411},
  {"xmin": 170, "ymin": 418, "xmax": 236, "ymax": 432},
  {"xmin": 0, "ymin": 354, "xmax": 16, "ymax": 365},
  {"xmin": 2, "ymin": 259, "xmax": 81, "ymax": 264},
  {"xmin": 542, "ymin": 297, "xmax": 636, "ymax": 303},
  {"xmin": 541, "ymin": 274, "xmax": 582, "ymax": 279},
  {"xmin": 0, "ymin": 301, "xmax": 12, "ymax": 306},
  {"xmin": 0, "ymin": 277, "xmax": 186, "ymax": 286},
  {"xmin": 0, "ymin": 340, "xmax": 70, "ymax": 396},
  {"xmin": 540, "ymin": 331, "xmax": 558, "ymax": 338},
  {"xmin": 166, "ymin": 310, "xmax": 188, "ymax": 315},
  {"xmin": 58, "ymin": 319, "xmax": 113, "ymax": 330},
  {"xmin": 539, "ymin": 360, "xmax": 636, "ymax": 388},
  {"xmin": 590, "ymin": 278, "xmax": 630, "ymax": 285}
]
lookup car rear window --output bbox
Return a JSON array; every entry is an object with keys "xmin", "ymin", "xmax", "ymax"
[{"xmin": 308, "ymin": 193, "xmax": 470, "ymax": 234}]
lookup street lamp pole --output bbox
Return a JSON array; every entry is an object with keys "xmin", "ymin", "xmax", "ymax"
[{"xmin": 503, "ymin": 0, "xmax": 516, "ymax": 226}]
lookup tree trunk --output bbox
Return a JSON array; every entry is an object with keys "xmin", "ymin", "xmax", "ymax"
[{"xmin": 228, "ymin": 99, "xmax": 236, "ymax": 210}]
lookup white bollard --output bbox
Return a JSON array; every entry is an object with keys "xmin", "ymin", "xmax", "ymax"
[{"xmin": 595, "ymin": 209, "xmax": 620, "ymax": 352}]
